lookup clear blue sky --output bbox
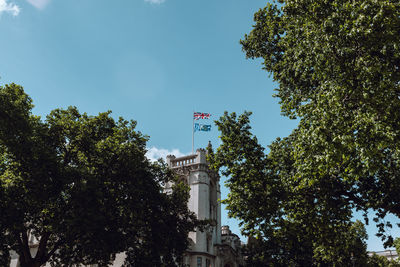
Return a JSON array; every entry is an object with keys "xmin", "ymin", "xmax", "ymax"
[{"xmin": 0, "ymin": 0, "xmax": 396, "ymax": 252}]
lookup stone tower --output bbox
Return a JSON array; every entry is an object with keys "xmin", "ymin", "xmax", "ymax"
[{"xmin": 166, "ymin": 149, "xmax": 243, "ymax": 267}]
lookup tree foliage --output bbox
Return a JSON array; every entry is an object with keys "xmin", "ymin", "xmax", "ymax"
[
  {"xmin": 0, "ymin": 83, "xmax": 197, "ymax": 267},
  {"xmin": 394, "ymin": 238, "xmax": 400, "ymax": 256},
  {"xmin": 210, "ymin": 112, "xmax": 370, "ymax": 265},
  {"xmin": 240, "ymin": 0, "xmax": 400, "ymax": 246},
  {"xmin": 211, "ymin": 0, "xmax": 400, "ymax": 263}
]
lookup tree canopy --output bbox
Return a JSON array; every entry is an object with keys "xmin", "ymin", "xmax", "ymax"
[
  {"xmin": 0, "ymin": 83, "xmax": 197, "ymax": 267},
  {"xmin": 209, "ymin": 0, "xmax": 400, "ymax": 263},
  {"xmin": 239, "ymin": 0, "xmax": 400, "ymax": 246},
  {"xmin": 210, "ymin": 112, "xmax": 370, "ymax": 265}
]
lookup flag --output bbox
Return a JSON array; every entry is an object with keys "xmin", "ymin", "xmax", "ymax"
[
  {"xmin": 194, "ymin": 112, "xmax": 211, "ymax": 120},
  {"xmin": 194, "ymin": 123, "xmax": 211, "ymax": 132}
]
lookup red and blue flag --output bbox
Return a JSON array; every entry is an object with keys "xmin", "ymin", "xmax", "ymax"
[{"xmin": 194, "ymin": 112, "xmax": 211, "ymax": 120}]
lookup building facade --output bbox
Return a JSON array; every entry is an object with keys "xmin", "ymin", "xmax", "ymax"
[{"xmin": 368, "ymin": 250, "xmax": 398, "ymax": 261}]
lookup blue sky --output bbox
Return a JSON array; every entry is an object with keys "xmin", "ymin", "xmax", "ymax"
[{"xmin": 0, "ymin": 0, "xmax": 396, "ymax": 252}]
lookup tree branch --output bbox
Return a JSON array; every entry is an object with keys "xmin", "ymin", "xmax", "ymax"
[{"xmin": 44, "ymin": 239, "xmax": 63, "ymax": 263}]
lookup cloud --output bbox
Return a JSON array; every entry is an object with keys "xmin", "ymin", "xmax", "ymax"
[
  {"xmin": 26, "ymin": 0, "xmax": 50, "ymax": 9},
  {"xmin": 146, "ymin": 147, "xmax": 185, "ymax": 162},
  {"xmin": 0, "ymin": 0, "xmax": 20, "ymax": 16},
  {"xmin": 144, "ymin": 0, "xmax": 166, "ymax": 4}
]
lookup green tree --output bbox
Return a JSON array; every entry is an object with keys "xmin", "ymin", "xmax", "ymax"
[
  {"xmin": 245, "ymin": 220, "xmax": 369, "ymax": 267},
  {"xmin": 0, "ymin": 83, "xmax": 198, "ymax": 267},
  {"xmin": 241, "ymin": 0, "xmax": 400, "ymax": 246},
  {"xmin": 210, "ymin": 112, "xmax": 369, "ymax": 266}
]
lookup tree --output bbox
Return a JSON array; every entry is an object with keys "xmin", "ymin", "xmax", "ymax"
[
  {"xmin": 209, "ymin": 112, "xmax": 369, "ymax": 265},
  {"xmin": 0, "ymin": 83, "xmax": 198, "ymax": 267},
  {"xmin": 240, "ymin": 0, "xmax": 400, "ymax": 246},
  {"xmin": 245, "ymin": 220, "xmax": 369, "ymax": 267}
]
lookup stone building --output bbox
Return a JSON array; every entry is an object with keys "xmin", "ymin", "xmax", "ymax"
[
  {"xmin": 166, "ymin": 149, "xmax": 244, "ymax": 267},
  {"xmin": 368, "ymin": 250, "xmax": 398, "ymax": 261}
]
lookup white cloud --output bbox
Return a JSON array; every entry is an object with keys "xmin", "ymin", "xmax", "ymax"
[
  {"xmin": 146, "ymin": 147, "xmax": 185, "ymax": 162},
  {"xmin": 144, "ymin": 0, "xmax": 166, "ymax": 4},
  {"xmin": 26, "ymin": 0, "xmax": 50, "ymax": 9},
  {"xmin": 0, "ymin": 0, "xmax": 20, "ymax": 16}
]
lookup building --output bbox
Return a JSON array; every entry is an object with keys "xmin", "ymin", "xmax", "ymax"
[
  {"xmin": 166, "ymin": 149, "xmax": 244, "ymax": 267},
  {"xmin": 368, "ymin": 250, "xmax": 398, "ymax": 261}
]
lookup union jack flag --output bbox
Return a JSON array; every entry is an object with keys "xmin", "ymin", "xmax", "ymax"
[{"xmin": 194, "ymin": 112, "xmax": 211, "ymax": 120}]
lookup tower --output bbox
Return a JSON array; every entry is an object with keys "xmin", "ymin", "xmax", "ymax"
[{"xmin": 167, "ymin": 149, "xmax": 243, "ymax": 267}]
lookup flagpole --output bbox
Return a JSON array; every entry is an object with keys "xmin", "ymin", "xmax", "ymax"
[{"xmin": 192, "ymin": 111, "xmax": 194, "ymax": 155}]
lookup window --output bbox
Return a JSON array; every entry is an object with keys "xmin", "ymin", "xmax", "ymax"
[
  {"xmin": 206, "ymin": 258, "xmax": 211, "ymax": 267},
  {"xmin": 197, "ymin": 257, "xmax": 202, "ymax": 267}
]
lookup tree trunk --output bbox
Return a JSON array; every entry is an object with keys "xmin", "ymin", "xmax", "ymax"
[{"xmin": 17, "ymin": 231, "xmax": 49, "ymax": 267}]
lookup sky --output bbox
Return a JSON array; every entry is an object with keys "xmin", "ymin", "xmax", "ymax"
[{"xmin": 0, "ymin": 0, "xmax": 397, "ymax": 252}]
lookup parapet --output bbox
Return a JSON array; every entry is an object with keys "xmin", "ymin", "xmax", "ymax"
[{"xmin": 167, "ymin": 149, "xmax": 208, "ymax": 168}]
